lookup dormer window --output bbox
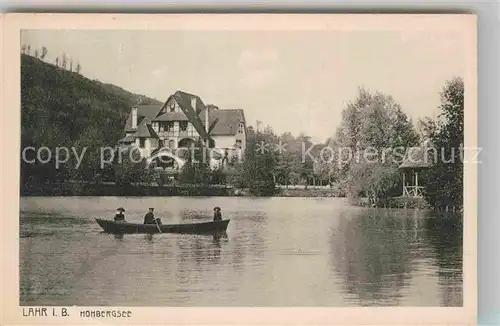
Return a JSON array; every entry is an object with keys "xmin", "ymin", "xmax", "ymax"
[
  {"xmin": 237, "ymin": 122, "xmax": 244, "ymax": 134},
  {"xmin": 169, "ymin": 101, "xmax": 175, "ymax": 112}
]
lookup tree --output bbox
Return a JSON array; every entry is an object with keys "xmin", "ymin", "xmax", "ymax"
[
  {"xmin": 348, "ymin": 159, "xmax": 400, "ymax": 205},
  {"xmin": 34, "ymin": 49, "xmax": 39, "ymax": 58},
  {"xmin": 21, "ymin": 44, "xmax": 27, "ymax": 54},
  {"xmin": 70, "ymin": 59, "xmax": 73, "ymax": 72},
  {"xmin": 113, "ymin": 148, "xmax": 153, "ymax": 186},
  {"xmin": 417, "ymin": 117, "xmax": 438, "ymax": 141},
  {"xmin": 76, "ymin": 62, "xmax": 81, "ymax": 74},
  {"xmin": 55, "ymin": 57, "xmax": 59, "ymax": 66},
  {"xmin": 27, "ymin": 45, "xmax": 31, "ymax": 55},
  {"xmin": 62, "ymin": 53, "xmax": 67, "ymax": 69},
  {"xmin": 245, "ymin": 127, "xmax": 277, "ymax": 196},
  {"xmin": 424, "ymin": 77, "xmax": 464, "ymax": 210},
  {"xmin": 68, "ymin": 126, "xmax": 108, "ymax": 187},
  {"xmin": 225, "ymin": 161, "xmax": 247, "ymax": 188},
  {"xmin": 41, "ymin": 46, "xmax": 48, "ymax": 59},
  {"xmin": 333, "ymin": 87, "xmax": 419, "ymax": 203},
  {"xmin": 179, "ymin": 140, "xmax": 212, "ymax": 185}
]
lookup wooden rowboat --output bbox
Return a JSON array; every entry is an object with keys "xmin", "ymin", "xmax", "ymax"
[{"xmin": 95, "ymin": 218, "xmax": 230, "ymax": 235}]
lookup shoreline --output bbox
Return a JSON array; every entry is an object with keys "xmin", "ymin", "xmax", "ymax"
[
  {"xmin": 21, "ymin": 183, "xmax": 458, "ymax": 212},
  {"xmin": 20, "ymin": 182, "xmax": 342, "ymax": 198}
]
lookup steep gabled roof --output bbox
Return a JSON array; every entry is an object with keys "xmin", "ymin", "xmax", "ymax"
[
  {"xmin": 134, "ymin": 118, "xmax": 159, "ymax": 138},
  {"xmin": 124, "ymin": 104, "xmax": 163, "ymax": 132},
  {"xmin": 171, "ymin": 90, "xmax": 206, "ymax": 114},
  {"xmin": 199, "ymin": 108, "xmax": 245, "ymax": 136},
  {"xmin": 155, "ymin": 112, "xmax": 189, "ymax": 121},
  {"xmin": 118, "ymin": 135, "xmax": 136, "ymax": 143}
]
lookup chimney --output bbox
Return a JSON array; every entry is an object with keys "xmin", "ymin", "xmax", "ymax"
[
  {"xmin": 205, "ymin": 106, "xmax": 209, "ymax": 134},
  {"xmin": 131, "ymin": 107, "xmax": 138, "ymax": 129},
  {"xmin": 191, "ymin": 97, "xmax": 197, "ymax": 111}
]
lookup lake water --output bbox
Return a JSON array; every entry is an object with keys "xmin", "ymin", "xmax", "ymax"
[{"xmin": 20, "ymin": 196, "xmax": 462, "ymax": 306}]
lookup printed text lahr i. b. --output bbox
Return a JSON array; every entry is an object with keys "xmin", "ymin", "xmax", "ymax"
[{"xmin": 22, "ymin": 307, "xmax": 68, "ymax": 317}]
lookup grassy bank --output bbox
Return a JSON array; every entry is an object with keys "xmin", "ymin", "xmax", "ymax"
[{"xmin": 349, "ymin": 196, "xmax": 431, "ymax": 209}]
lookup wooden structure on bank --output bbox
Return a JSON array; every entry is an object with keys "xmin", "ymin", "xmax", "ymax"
[{"xmin": 398, "ymin": 145, "xmax": 432, "ymax": 198}]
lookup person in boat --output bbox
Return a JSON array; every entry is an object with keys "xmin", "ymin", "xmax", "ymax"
[
  {"xmin": 213, "ymin": 206, "xmax": 222, "ymax": 221},
  {"xmin": 144, "ymin": 208, "xmax": 156, "ymax": 224},
  {"xmin": 114, "ymin": 207, "xmax": 126, "ymax": 222}
]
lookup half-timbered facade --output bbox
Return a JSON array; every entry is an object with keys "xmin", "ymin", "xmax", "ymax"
[{"xmin": 119, "ymin": 90, "xmax": 247, "ymax": 172}]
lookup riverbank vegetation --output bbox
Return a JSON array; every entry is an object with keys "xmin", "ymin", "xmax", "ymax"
[{"xmin": 327, "ymin": 78, "xmax": 464, "ymax": 210}]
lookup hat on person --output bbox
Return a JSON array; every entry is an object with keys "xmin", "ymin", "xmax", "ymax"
[
  {"xmin": 117, "ymin": 207, "xmax": 125, "ymax": 212},
  {"xmin": 213, "ymin": 206, "xmax": 221, "ymax": 211},
  {"xmin": 149, "ymin": 207, "xmax": 155, "ymax": 210}
]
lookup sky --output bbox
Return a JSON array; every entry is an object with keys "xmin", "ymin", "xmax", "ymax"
[{"xmin": 21, "ymin": 29, "xmax": 464, "ymax": 143}]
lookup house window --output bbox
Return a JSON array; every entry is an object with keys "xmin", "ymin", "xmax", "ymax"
[
  {"xmin": 152, "ymin": 122, "xmax": 159, "ymax": 132},
  {"xmin": 236, "ymin": 140, "xmax": 242, "ymax": 148},
  {"xmin": 237, "ymin": 122, "xmax": 244, "ymax": 134},
  {"xmin": 170, "ymin": 101, "xmax": 175, "ymax": 112},
  {"xmin": 139, "ymin": 138, "xmax": 146, "ymax": 148},
  {"xmin": 159, "ymin": 121, "xmax": 174, "ymax": 132},
  {"xmin": 179, "ymin": 121, "xmax": 188, "ymax": 131}
]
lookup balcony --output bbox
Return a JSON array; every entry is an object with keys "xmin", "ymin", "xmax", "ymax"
[{"xmin": 157, "ymin": 130, "xmax": 199, "ymax": 138}]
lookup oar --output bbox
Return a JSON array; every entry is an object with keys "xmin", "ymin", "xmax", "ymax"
[{"xmin": 155, "ymin": 218, "xmax": 162, "ymax": 234}]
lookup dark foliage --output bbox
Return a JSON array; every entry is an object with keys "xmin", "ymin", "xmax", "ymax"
[
  {"xmin": 20, "ymin": 54, "xmax": 160, "ymax": 192},
  {"xmin": 424, "ymin": 77, "xmax": 464, "ymax": 210}
]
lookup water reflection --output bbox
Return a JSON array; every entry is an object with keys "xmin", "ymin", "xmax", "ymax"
[
  {"xmin": 20, "ymin": 197, "xmax": 463, "ymax": 306},
  {"xmin": 329, "ymin": 209, "xmax": 419, "ymax": 305},
  {"xmin": 424, "ymin": 215, "xmax": 463, "ymax": 306},
  {"xmin": 329, "ymin": 208, "xmax": 462, "ymax": 306}
]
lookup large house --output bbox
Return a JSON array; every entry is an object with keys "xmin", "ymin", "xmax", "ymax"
[{"xmin": 119, "ymin": 90, "xmax": 247, "ymax": 172}]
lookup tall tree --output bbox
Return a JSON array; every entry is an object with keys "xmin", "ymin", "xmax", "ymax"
[
  {"xmin": 27, "ymin": 45, "xmax": 31, "ymax": 55},
  {"xmin": 21, "ymin": 44, "xmax": 27, "ymax": 54},
  {"xmin": 417, "ymin": 116, "xmax": 438, "ymax": 141},
  {"xmin": 40, "ymin": 46, "xmax": 48, "ymax": 59},
  {"xmin": 75, "ymin": 62, "xmax": 81, "ymax": 74},
  {"xmin": 245, "ymin": 126, "xmax": 277, "ymax": 195},
  {"xmin": 333, "ymin": 87, "xmax": 419, "ymax": 203},
  {"xmin": 62, "ymin": 53, "xmax": 68, "ymax": 69},
  {"xmin": 424, "ymin": 77, "xmax": 464, "ymax": 210}
]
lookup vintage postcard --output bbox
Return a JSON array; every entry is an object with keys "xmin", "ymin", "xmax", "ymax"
[{"xmin": 1, "ymin": 13, "xmax": 477, "ymax": 325}]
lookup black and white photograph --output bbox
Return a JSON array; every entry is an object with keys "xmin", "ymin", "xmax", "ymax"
[{"xmin": 2, "ymin": 13, "xmax": 478, "ymax": 324}]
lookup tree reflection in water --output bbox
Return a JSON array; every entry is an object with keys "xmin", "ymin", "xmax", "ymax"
[
  {"xmin": 424, "ymin": 213, "xmax": 463, "ymax": 306},
  {"xmin": 329, "ymin": 208, "xmax": 463, "ymax": 306},
  {"xmin": 330, "ymin": 208, "xmax": 430, "ymax": 306}
]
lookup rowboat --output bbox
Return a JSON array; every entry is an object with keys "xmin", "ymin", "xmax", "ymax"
[{"xmin": 95, "ymin": 218, "xmax": 230, "ymax": 235}]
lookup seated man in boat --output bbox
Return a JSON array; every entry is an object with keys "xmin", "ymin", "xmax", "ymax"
[
  {"xmin": 114, "ymin": 207, "xmax": 126, "ymax": 222},
  {"xmin": 213, "ymin": 207, "xmax": 222, "ymax": 221},
  {"xmin": 144, "ymin": 208, "xmax": 156, "ymax": 224}
]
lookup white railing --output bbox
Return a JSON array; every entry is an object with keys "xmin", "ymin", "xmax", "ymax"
[
  {"xmin": 157, "ymin": 130, "xmax": 198, "ymax": 137},
  {"xmin": 403, "ymin": 185, "xmax": 424, "ymax": 197}
]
